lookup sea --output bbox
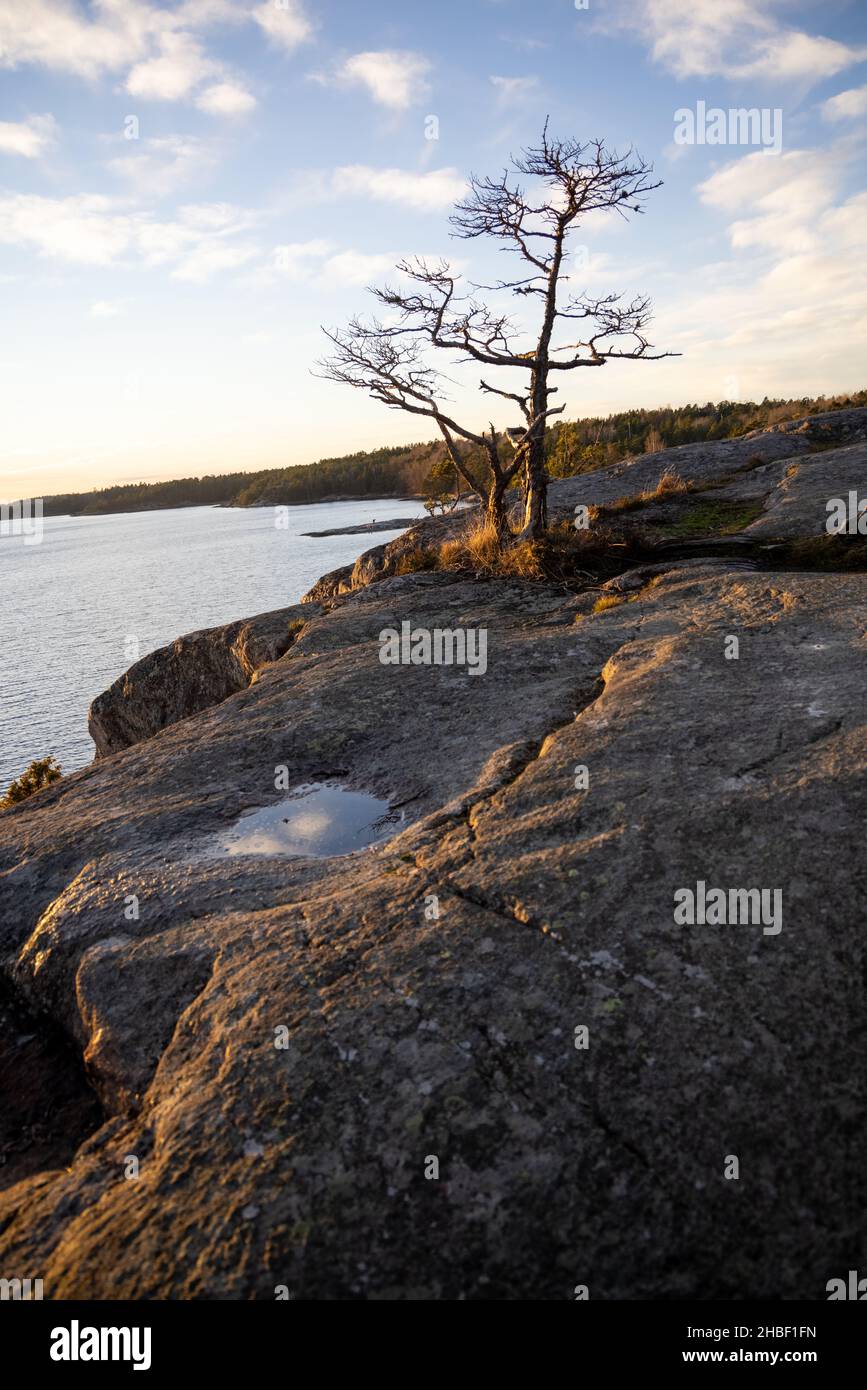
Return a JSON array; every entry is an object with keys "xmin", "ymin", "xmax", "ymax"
[{"xmin": 0, "ymin": 498, "xmax": 426, "ymax": 789}]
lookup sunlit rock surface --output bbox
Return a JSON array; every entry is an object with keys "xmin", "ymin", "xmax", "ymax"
[{"xmin": 1, "ymin": 412, "xmax": 866, "ymax": 1299}]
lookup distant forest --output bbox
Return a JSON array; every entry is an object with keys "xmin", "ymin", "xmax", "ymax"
[
  {"xmin": 35, "ymin": 389, "xmax": 867, "ymax": 518},
  {"xmin": 546, "ymin": 390, "xmax": 867, "ymax": 475}
]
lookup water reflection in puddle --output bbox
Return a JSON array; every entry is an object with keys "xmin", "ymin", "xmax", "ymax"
[{"xmin": 216, "ymin": 782, "xmax": 403, "ymax": 858}]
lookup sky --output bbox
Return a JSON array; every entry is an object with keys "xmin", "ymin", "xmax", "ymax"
[{"xmin": 1, "ymin": 0, "xmax": 866, "ymax": 498}]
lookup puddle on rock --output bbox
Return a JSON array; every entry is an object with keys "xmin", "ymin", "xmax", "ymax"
[{"xmin": 216, "ymin": 782, "xmax": 404, "ymax": 858}]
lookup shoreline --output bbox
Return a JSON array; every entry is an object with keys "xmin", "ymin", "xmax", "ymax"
[
  {"xmin": 41, "ymin": 494, "xmax": 425, "ymax": 522},
  {"xmin": 299, "ymin": 516, "xmax": 424, "ymax": 538}
]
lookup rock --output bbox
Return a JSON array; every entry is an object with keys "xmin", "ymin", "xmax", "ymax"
[
  {"xmin": 303, "ymin": 508, "xmax": 477, "ymax": 601},
  {"xmin": 350, "ymin": 540, "xmax": 390, "ymax": 589},
  {"xmin": 546, "ymin": 407, "xmax": 867, "ymax": 521},
  {"xmin": 0, "ymin": 977, "xmax": 101, "ymax": 1189},
  {"xmin": 300, "ymin": 517, "xmax": 423, "ymax": 537},
  {"xmin": 301, "ymin": 564, "xmax": 353, "ymax": 602},
  {"xmin": 743, "ymin": 441, "xmax": 867, "ymax": 537},
  {"xmin": 1, "ymin": 535, "xmax": 866, "ymax": 1297},
  {"xmin": 88, "ymin": 603, "xmax": 321, "ymax": 757}
]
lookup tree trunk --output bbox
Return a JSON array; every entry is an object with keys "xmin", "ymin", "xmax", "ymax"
[
  {"xmin": 521, "ymin": 372, "xmax": 549, "ymax": 537},
  {"xmin": 521, "ymin": 438, "xmax": 547, "ymax": 537},
  {"xmin": 486, "ymin": 481, "xmax": 509, "ymax": 542}
]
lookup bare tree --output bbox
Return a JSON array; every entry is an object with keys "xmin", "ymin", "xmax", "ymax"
[{"xmin": 318, "ymin": 125, "xmax": 677, "ymax": 539}]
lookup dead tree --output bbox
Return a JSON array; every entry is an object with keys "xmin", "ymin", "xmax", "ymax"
[{"xmin": 318, "ymin": 125, "xmax": 676, "ymax": 539}]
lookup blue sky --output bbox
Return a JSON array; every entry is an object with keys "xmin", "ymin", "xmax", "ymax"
[{"xmin": 1, "ymin": 0, "xmax": 866, "ymax": 497}]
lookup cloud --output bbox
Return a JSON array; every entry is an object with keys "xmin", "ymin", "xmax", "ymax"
[
  {"xmin": 0, "ymin": 1, "xmax": 298, "ymax": 110},
  {"xmin": 195, "ymin": 80, "xmax": 257, "ymax": 115},
  {"xmin": 107, "ymin": 135, "xmax": 218, "ymax": 198},
  {"xmin": 271, "ymin": 238, "xmax": 335, "ymax": 278},
  {"xmin": 172, "ymin": 242, "xmax": 258, "ymax": 281},
  {"xmin": 0, "ymin": 193, "xmax": 135, "ymax": 264},
  {"xmin": 328, "ymin": 50, "xmax": 431, "ymax": 110},
  {"xmin": 653, "ymin": 143, "xmax": 867, "ymax": 394},
  {"xmin": 175, "ymin": 1, "xmax": 245, "ymax": 23},
  {"xmin": 253, "ymin": 0, "xmax": 312, "ymax": 51},
  {"xmin": 179, "ymin": 202, "xmax": 255, "ymax": 230},
  {"xmin": 0, "ymin": 190, "xmax": 260, "ymax": 279},
  {"xmin": 331, "ymin": 164, "xmax": 466, "ymax": 211},
  {"xmin": 0, "ymin": 113, "xmax": 56, "ymax": 158},
  {"xmin": 662, "ymin": 192, "xmax": 867, "ymax": 371},
  {"xmin": 90, "ymin": 299, "xmax": 122, "ymax": 318},
  {"xmin": 602, "ymin": 0, "xmax": 867, "ymax": 85},
  {"xmin": 322, "ymin": 249, "xmax": 395, "ymax": 286},
  {"xmin": 125, "ymin": 30, "xmax": 215, "ymax": 100},
  {"xmin": 254, "ymin": 239, "xmax": 446, "ymax": 291},
  {"xmin": 0, "ymin": 0, "xmax": 152, "ymax": 80},
  {"xmin": 734, "ymin": 30, "xmax": 867, "ymax": 82},
  {"xmin": 489, "ymin": 75, "xmax": 539, "ymax": 104},
  {"xmin": 822, "ymin": 83, "xmax": 867, "ymax": 122},
  {"xmin": 697, "ymin": 145, "xmax": 850, "ymax": 253}
]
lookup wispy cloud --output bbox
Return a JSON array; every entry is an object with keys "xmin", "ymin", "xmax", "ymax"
[
  {"xmin": 172, "ymin": 242, "xmax": 258, "ymax": 281},
  {"xmin": 195, "ymin": 80, "xmax": 257, "ymax": 115},
  {"xmin": 0, "ymin": 190, "xmax": 260, "ymax": 279},
  {"xmin": 257, "ymin": 240, "xmax": 446, "ymax": 291},
  {"xmin": 656, "ymin": 142, "xmax": 867, "ymax": 378},
  {"xmin": 697, "ymin": 145, "xmax": 850, "ymax": 253},
  {"xmin": 0, "ymin": 0, "xmax": 311, "ymax": 109},
  {"xmin": 0, "ymin": 0, "xmax": 151, "ymax": 80},
  {"xmin": 107, "ymin": 135, "xmax": 219, "ymax": 199},
  {"xmin": 822, "ymin": 83, "xmax": 867, "ymax": 122},
  {"xmin": 252, "ymin": 0, "xmax": 312, "ymax": 51},
  {"xmin": 331, "ymin": 164, "xmax": 466, "ymax": 210},
  {"xmin": 89, "ymin": 299, "xmax": 123, "ymax": 318},
  {"xmin": 125, "ymin": 31, "xmax": 216, "ymax": 101},
  {"xmin": 490, "ymin": 75, "xmax": 539, "ymax": 104},
  {"xmin": 322, "ymin": 249, "xmax": 395, "ymax": 286},
  {"xmin": 320, "ymin": 50, "xmax": 432, "ymax": 110},
  {"xmin": 602, "ymin": 0, "xmax": 867, "ymax": 85},
  {"xmin": 270, "ymin": 238, "xmax": 335, "ymax": 278},
  {"xmin": 0, "ymin": 113, "xmax": 56, "ymax": 158}
]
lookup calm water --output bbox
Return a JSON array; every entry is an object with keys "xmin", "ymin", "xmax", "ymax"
[
  {"xmin": 0, "ymin": 499, "xmax": 426, "ymax": 789},
  {"xmin": 214, "ymin": 782, "xmax": 403, "ymax": 859}
]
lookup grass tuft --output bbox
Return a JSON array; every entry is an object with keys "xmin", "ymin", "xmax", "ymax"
[{"xmin": 432, "ymin": 515, "xmax": 644, "ymax": 585}]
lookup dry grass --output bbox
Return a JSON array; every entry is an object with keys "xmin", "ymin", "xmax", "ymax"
[
  {"xmin": 438, "ymin": 512, "xmax": 504, "ymax": 571},
  {"xmin": 652, "ymin": 469, "xmax": 690, "ymax": 499},
  {"xmin": 393, "ymin": 546, "xmax": 439, "ymax": 575},
  {"xmin": 605, "ymin": 470, "xmax": 691, "ymax": 514},
  {"xmin": 592, "ymin": 595, "xmax": 626, "ymax": 613},
  {"xmin": 421, "ymin": 513, "xmax": 644, "ymax": 587}
]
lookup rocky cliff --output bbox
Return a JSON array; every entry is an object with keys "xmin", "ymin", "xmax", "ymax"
[
  {"xmin": 0, "ymin": 407, "xmax": 865, "ymax": 1299},
  {"xmin": 89, "ymin": 603, "xmax": 321, "ymax": 758}
]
